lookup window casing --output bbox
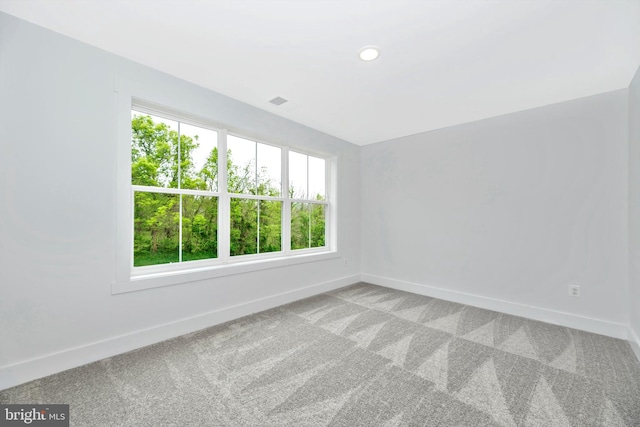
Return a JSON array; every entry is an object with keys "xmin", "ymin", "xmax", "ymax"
[{"xmin": 115, "ymin": 97, "xmax": 337, "ymax": 293}]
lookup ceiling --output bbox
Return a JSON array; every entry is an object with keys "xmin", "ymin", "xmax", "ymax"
[{"xmin": 1, "ymin": 0, "xmax": 639, "ymax": 146}]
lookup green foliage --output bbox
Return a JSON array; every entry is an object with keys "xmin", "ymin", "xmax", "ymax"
[
  {"xmin": 131, "ymin": 114, "xmax": 325, "ymax": 266},
  {"xmin": 259, "ymin": 200, "xmax": 282, "ymax": 253},
  {"xmin": 291, "ymin": 202, "xmax": 310, "ymax": 250},
  {"xmin": 230, "ymin": 198, "xmax": 258, "ymax": 256},
  {"xmin": 310, "ymin": 204, "xmax": 326, "ymax": 247},
  {"xmin": 133, "ymin": 192, "xmax": 179, "ymax": 266},
  {"xmin": 182, "ymin": 195, "xmax": 218, "ymax": 261},
  {"xmin": 291, "ymin": 203, "xmax": 325, "ymax": 250}
]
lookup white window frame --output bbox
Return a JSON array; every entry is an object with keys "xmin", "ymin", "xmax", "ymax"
[{"xmin": 114, "ymin": 82, "xmax": 338, "ymax": 294}]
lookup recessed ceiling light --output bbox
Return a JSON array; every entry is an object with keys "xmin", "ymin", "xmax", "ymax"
[{"xmin": 359, "ymin": 46, "xmax": 380, "ymax": 61}]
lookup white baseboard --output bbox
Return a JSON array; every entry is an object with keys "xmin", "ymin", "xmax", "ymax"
[
  {"xmin": 0, "ymin": 274, "xmax": 360, "ymax": 391},
  {"xmin": 628, "ymin": 327, "xmax": 640, "ymax": 364},
  {"xmin": 362, "ymin": 274, "xmax": 629, "ymax": 340}
]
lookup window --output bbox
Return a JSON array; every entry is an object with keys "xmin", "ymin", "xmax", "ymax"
[
  {"xmin": 227, "ymin": 135, "xmax": 282, "ymax": 256},
  {"xmin": 127, "ymin": 103, "xmax": 333, "ymax": 280},
  {"xmin": 131, "ymin": 111, "xmax": 219, "ymax": 267},
  {"xmin": 289, "ymin": 151, "xmax": 326, "ymax": 250}
]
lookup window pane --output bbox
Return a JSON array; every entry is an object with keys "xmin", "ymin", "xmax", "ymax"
[
  {"xmin": 230, "ymin": 198, "xmax": 258, "ymax": 256},
  {"xmin": 310, "ymin": 203, "xmax": 325, "ymax": 248},
  {"xmin": 182, "ymin": 195, "xmax": 218, "ymax": 262},
  {"xmin": 227, "ymin": 135, "xmax": 256, "ymax": 194},
  {"xmin": 133, "ymin": 192, "xmax": 179, "ymax": 266},
  {"xmin": 291, "ymin": 202, "xmax": 310, "ymax": 250},
  {"xmin": 131, "ymin": 111, "xmax": 179, "ymax": 188},
  {"xmin": 180, "ymin": 123, "xmax": 218, "ymax": 192},
  {"xmin": 259, "ymin": 200, "xmax": 282, "ymax": 253},
  {"xmin": 289, "ymin": 151, "xmax": 308, "ymax": 199},
  {"xmin": 257, "ymin": 143, "xmax": 281, "ymax": 196},
  {"xmin": 308, "ymin": 156, "xmax": 326, "ymax": 201}
]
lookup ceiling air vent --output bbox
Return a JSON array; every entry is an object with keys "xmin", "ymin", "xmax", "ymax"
[{"xmin": 269, "ymin": 96, "xmax": 288, "ymax": 106}]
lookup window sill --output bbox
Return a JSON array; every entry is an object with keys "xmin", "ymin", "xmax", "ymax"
[{"xmin": 112, "ymin": 250, "xmax": 340, "ymax": 295}]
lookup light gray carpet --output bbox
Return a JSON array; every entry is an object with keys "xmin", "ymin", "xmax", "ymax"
[{"xmin": 1, "ymin": 282, "xmax": 639, "ymax": 426}]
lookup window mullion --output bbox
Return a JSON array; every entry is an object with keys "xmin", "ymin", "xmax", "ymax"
[
  {"xmin": 327, "ymin": 155, "xmax": 335, "ymax": 252},
  {"xmin": 254, "ymin": 141, "xmax": 258, "ymax": 195},
  {"xmin": 282, "ymin": 147, "xmax": 291, "ymax": 254},
  {"xmin": 179, "ymin": 194, "xmax": 183, "ymax": 262},
  {"xmin": 255, "ymin": 142, "xmax": 259, "ymax": 253},
  {"xmin": 130, "ymin": 188, "xmax": 135, "ymax": 269},
  {"xmin": 306, "ymin": 155, "xmax": 311, "ymax": 248},
  {"xmin": 218, "ymin": 129, "xmax": 230, "ymax": 262},
  {"xmin": 307, "ymin": 203, "xmax": 311, "ymax": 249},
  {"xmin": 178, "ymin": 122, "xmax": 183, "ymax": 263},
  {"xmin": 257, "ymin": 200, "xmax": 261, "ymax": 254}
]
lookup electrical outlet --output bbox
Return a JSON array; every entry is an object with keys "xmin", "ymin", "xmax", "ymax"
[{"xmin": 568, "ymin": 285, "xmax": 580, "ymax": 297}]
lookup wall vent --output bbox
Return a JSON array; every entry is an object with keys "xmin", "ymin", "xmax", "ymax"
[{"xmin": 269, "ymin": 96, "xmax": 288, "ymax": 106}]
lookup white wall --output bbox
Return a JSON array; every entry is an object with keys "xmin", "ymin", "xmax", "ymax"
[
  {"xmin": 1, "ymin": 10, "xmax": 637, "ymax": 391},
  {"xmin": 629, "ymin": 65, "xmax": 640, "ymax": 354},
  {"xmin": 361, "ymin": 90, "xmax": 629, "ymax": 336},
  {"xmin": 0, "ymin": 12, "xmax": 361, "ymax": 389}
]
